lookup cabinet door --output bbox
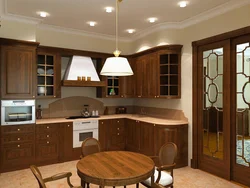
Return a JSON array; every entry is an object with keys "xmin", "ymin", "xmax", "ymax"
[
  {"xmin": 139, "ymin": 121, "xmax": 155, "ymax": 156},
  {"xmin": 135, "ymin": 56, "xmax": 144, "ymax": 98},
  {"xmin": 1, "ymin": 143, "xmax": 35, "ymax": 171},
  {"xmin": 108, "ymin": 119, "xmax": 125, "ymax": 151},
  {"xmin": 120, "ymin": 57, "xmax": 136, "ymax": 98},
  {"xmin": 1, "ymin": 45, "xmax": 36, "ymax": 99},
  {"xmin": 36, "ymin": 140, "xmax": 59, "ymax": 163},
  {"xmin": 99, "ymin": 119, "xmax": 111, "ymax": 151},
  {"xmin": 61, "ymin": 123, "xmax": 73, "ymax": 162},
  {"xmin": 125, "ymin": 119, "xmax": 140, "ymax": 152},
  {"xmin": 148, "ymin": 53, "xmax": 158, "ymax": 98}
]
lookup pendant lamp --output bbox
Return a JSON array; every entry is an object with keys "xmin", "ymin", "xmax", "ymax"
[{"xmin": 100, "ymin": 0, "xmax": 133, "ymax": 76}]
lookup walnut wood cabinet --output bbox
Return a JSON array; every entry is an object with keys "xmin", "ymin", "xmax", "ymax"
[
  {"xmin": 0, "ymin": 39, "xmax": 39, "ymax": 99},
  {"xmin": 99, "ymin": 119, "xmax": 125, "ymax": 151},
  {"xmin": 36, "ymin": 50, "xmax": 61, "ymax": 98},
  {"xmin": 125, "ymin": 119, "xmax": 140, "ymax": 152},
  {"xmin": 0, "ymin": 124, "xmax": 35, "ymax": 172}
]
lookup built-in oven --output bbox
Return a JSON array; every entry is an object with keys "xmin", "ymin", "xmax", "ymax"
[
  {"xmin": 73, "ymin": 119, "xmax": 98, "ymax": 148},
  {"xmin": 1, "ymin": 100, "xmax": 36, "ymax": 125}
]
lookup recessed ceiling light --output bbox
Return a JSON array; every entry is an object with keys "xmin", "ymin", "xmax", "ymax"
[
  {"xmin": 127, "ymin": 29, "xmax": 135, "ymax": 34},
  {"xmin": 38, "ymin": 11, "xmax": 48, "ymax": 18},
  {"xmin": 179, "ymin": 1, "xmax": 187, "ymax": 8},
  {"xmin": 148, "ymin": 17, "xmax": 157, "ymax": 23},
  {"xmin": 88, "ymin": 21, "xmax": 97, "ymax": 27},
  {"xmin": 105, "ymin": 7, "xmax": 113, "ymax": 13}
]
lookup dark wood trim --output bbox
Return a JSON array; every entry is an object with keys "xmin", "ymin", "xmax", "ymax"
[
  {"xmin": 191, "ymin": 44, "xmax": 198, "ymax": 169},
  {"xmin": 192, "ymin": 26, "xmax": 250, "ymax": 47},
  {"xmin": 62, "ymin": 80, "xmax": 106, "ymax": 87},
  {"xmin": 0, "ymin": 38, "xmax": 40, "ymax": 46},
  {"xmin": 128, "ymin": 45, "xmax": 183, "ymax": 58}
]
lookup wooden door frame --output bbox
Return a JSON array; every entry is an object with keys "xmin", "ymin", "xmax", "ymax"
[{"xmin": 192, "ymin": 26, "xmax": 250, "ymax": 170}]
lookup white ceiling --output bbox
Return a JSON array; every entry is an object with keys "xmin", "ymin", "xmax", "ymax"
[{"xmin": 2, "ymin": 0, "xmax": 250, "ymax": 39}]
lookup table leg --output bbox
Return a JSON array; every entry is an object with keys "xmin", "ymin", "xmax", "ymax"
[{"xmin": 81, "ymin": 179, "xmax": 86, "ymax": 188}]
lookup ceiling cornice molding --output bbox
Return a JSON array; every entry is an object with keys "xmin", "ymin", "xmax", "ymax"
[
  {"xmin": 37, "ymin": 24, "xmax": 131, "ymax": 43},
  {"xmin": 178, "ymin": 0, "xmax": 250, "ymax": 29},
  {"xmin": 1, "ymin": 0, "xmax": 250, "ymax": 42}
]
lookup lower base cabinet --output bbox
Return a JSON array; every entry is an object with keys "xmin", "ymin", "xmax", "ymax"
[{"xmin": 0, "ymin": 122, "xmax": 73, "ymax": 172}]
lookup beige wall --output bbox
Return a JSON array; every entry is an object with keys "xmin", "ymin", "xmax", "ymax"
[{"xmin": 1, "ymin": 4, "xmax": 250, "ymax": 165}]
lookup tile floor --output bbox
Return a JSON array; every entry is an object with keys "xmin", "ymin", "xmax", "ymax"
[{"xmin": 0, "ymin": 160, "xmax": 246, "ymax": 188}]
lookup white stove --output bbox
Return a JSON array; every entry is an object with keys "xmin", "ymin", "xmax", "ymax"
[{"xmin": 73, "ymin": 119, "xmax": 98, "ymax": 148}]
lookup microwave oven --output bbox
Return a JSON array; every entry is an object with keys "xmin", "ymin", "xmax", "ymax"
[{"xmin": 1, "ymin": 100, "xmax": 36, "ymax": 125}]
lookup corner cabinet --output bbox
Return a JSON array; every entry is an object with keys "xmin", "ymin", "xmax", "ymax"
[
  {"xmin": 36, "ymin": 50, "xmax": 61, "ymax": 98},
  {"xmin": 0, "ymin": 39, "xmax": 39, "ymax": 99}
]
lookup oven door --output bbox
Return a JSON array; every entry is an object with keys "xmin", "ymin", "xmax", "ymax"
[{"xmin": 73, "ymin": 129, "xmax": 98, "ymax": 148}]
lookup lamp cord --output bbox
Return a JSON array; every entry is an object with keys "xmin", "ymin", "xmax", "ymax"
[{"xmin": 116, "ymin": 0, "xmax": 119, "ymax": 52}]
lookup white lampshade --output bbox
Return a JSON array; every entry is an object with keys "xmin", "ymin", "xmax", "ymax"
[{"xmin": 100, "ymin": 57, "xmax": 134, "ymax": 76}]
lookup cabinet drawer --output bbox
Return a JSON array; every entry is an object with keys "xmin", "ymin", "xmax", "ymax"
[
  {"xmin": 36, "ymin": 132, "xmax": 59, "ymax": 141},
  {"xmin": 36, "ymin": 124, "xmax": 59, "ymax": 133},
  {"xmin": 2, "ymin": 133, "xmax": 34, "ymax": 144},
  {"xmin": 1, "ymin": 124, "xmax": 34, "ymax": 134}
]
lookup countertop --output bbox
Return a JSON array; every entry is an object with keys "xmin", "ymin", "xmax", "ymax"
[{"xmin": 36, "ymin": 114, "xmax": 188, "ymax": 126}]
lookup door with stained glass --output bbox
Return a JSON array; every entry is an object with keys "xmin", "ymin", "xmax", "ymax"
[
  {"xmin": 231, "ymin": 35, "xmax": 250, "ymax": 185},
  {"xmin": 197, "ymin": 40, "xmax": 231, "ymax": 179}
]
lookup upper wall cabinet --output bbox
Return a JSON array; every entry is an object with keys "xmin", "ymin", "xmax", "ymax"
[
  {"xmin": 36, "ymin": 49, "xmax": 61, "ymax": 98},
  {"xmin": 0, "ymin": 39, "xmax": 39, "ymax": 99}
]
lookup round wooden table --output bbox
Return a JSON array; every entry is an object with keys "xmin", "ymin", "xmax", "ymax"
[{"xmin": 77, "ymin": 151, "xmax": 155, "ymax": 187}]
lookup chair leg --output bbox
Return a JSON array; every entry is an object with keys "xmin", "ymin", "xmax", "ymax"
[
  {"xmin": 124, "ymin": 186, "xmax": 126, "ymax": 188},
  {"xmin": 136, "ymin": 183, "xmax": 139, "ymax": 188},
  {"xmin": 87, "ymin": 183, "xmax": 90, "ymax": 188}
]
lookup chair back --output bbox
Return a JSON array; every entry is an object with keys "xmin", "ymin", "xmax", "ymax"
[
  {"xmin": 159, "ymin": 142, "xmax": 177, "ymax": 166},
  {"xmin": 81, "ymin": 137, "xmax": 101, "ymax": 157},
  {"xmin": 30, "ymin": 165, "xmax": 47, "ymax": 188}
]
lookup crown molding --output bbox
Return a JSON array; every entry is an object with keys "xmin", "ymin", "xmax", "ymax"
[
  {"xmin": 37, "ymin": 24, "xmax": 131, "ymax": 42},
  {"xmin": 1, "ymin": 0, "xmax": 250, "ymax": 42}
]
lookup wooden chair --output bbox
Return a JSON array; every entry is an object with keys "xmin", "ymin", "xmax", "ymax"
[
  {"xmin": 140, "ymin": 142, "xmax": 178, "ymax": 188},
  {"xmin": 30, "ymin": 165, "xmax": 82, "ymax": 188},
  {"xmin": 81, "ymin": 137, "xmax": 101, "ymax": 158}
]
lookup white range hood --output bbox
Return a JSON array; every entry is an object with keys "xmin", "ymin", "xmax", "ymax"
[{"xmin": 62, "ymin": 56, "xmax": 105, "ymax": 87}]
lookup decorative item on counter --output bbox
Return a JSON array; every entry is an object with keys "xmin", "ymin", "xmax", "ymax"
[
  {"xmin": 116, "ymin": 106, "xmax": 127, "ymax": 114},
  {"xmin": 82, "ymin": 76, "xmax": 86, "ymax": 81},
  {"xmin": 92, "ymin": 110, "xmax": 96, "ymax": 116},
  {"xmin": 77, "ymin": 76, "xmax": 82, "ymax": 81},
  {"xmin": 87, "ymin": 76, "xmax": 91, "ymax": 81},
  {"xmin": 95, "ymin": 110, "xmax": 99, "ymax": 116},
  {"xmin": 36, "ymin": 105, "xmax": 42, "ymax": 119},
  {"xmin": 81, "ymin": 104, "xmax": 91, "ymax": 117},
  {"xmin": 109, "ymin": 88, "xmax": 116, "ymax": 95},
  {"xmin": 104, "ymin": 107, "xmax": 108, "ymax": 115}
]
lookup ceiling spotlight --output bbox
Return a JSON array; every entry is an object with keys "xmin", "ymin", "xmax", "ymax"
[
  {"xmin": 127, "ymin": 29, "xmax": 135, "ymax": 34},
  {"xmin": 105, "ymin": 7, "xmax": 113, "ymax": 13},
  {"xmin": 148, "ymin": 17, "xmax": 157, "ymax": 23},
  {"xmin": 39, "ymin": 11, "xmax": 48, "ymax": 18},
  {"xmin": 179, "ymin": 1, "xmax": 187, "ymax": 8},
  {"xmin": 88, "ymin": 21, "xmax": 96, "ymax": 27}
]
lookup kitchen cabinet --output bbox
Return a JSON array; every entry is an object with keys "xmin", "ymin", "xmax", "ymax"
[
  {"xmin": 0, "ymin": 39, "xmax": 38, "ymax": 99},
  {"xmin": 139, "ymin": 121, "xmax": 155, "ymax": 156},
  {"xmin": 125, "ymin": 119, "xmax": 140, "ymax": 152},
  {"xmin": 35, "ymin": 123, "xmax": 60, "ymax": 164},
  {"xmin": 61, "ymin": 122, "xmax": 73, "ymax": 162},
  {"xmin": 0, "ymin": 124, "xmax": 35, "ymax": 172},
  {"xmin": 36, "ymin": 51, "xmax": 61, "ymax": 98},
  {"xmin": 99, "ymin": 119, "xmax": 125, "ymax": 151}
]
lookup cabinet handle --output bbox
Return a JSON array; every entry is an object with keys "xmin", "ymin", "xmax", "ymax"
[
  {"xmin": 117, "ymin": 133, "xmax": 120, "ymax": 135},
  {"xmin": 117, "ymin": 120, "xmax": 119, "ymax": 123},
  {"xmin": 17, "ymin": 145, "xmax": 20, "ymax": 147},
  {"xmin": 47, "ymin": 126, "xmax": 49, "ymax": 129},
  {"xmin": 33, "ymin": 96, "xmax": 35, "ymax": 98},
  {"xmin": 17, "ymin": 138, "xmax": 20, "ymax": 141},
  {"xmin": 154, "ymin": 124, "xmax": 156, "ymax": 127},
  {"xmin": 117, "ymin": 128, "xmax": 120, "ymax": 130},
  {"xmin": 67, "ymin": 125, "xmax": 70, "ymax": 127},
  {"xmin": 155, "ymin": 96, "xmax": 156, "ymax": 98},
  {"xmin": 47, "ymin": 135, "xmax": 49, "ymax": 138},
  {"xmin": 121, "ymin": 95, "xmax": 123, "ymax": 97},
  {"xmin": 17, "ymin": 129, "xmax": 20, "ymax": 131},
  {"xmin": 54, "ymin": 96, "xmax": 56, "ymax": 98},
  {"xmin": 47, "ymin": 141, "xmax": 50, "ymax": 144},
  {"xmin": 101, "ymin": 122, "xmax": 103, "ymax": 124}
]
